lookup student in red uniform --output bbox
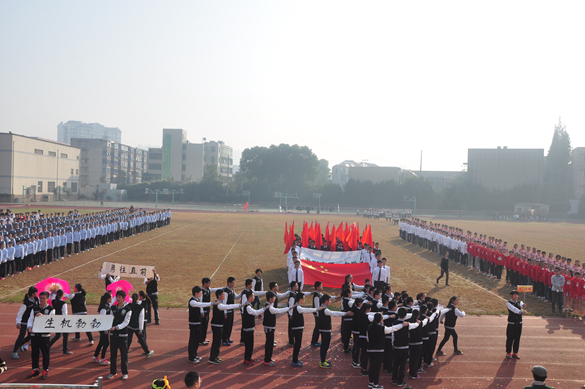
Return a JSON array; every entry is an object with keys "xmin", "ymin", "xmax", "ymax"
[
  {"xmin": 563, "ymin": 270, "xmax": 573, "ymax": 313},
  {"xmin": 571, "ymin": 272, "xmax": 583, "ymax": 313}
]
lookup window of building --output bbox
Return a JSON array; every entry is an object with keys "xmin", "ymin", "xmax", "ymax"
[
  {"xmin": 48, "ymin": 151, "xmax": 56, "ymax": 157},
  {"xmin": 211, "ymin": 156, "xmax": 215, "ymax": 163},
  {"xmin": 211, "ymin": 146, "xmax": 216, "ymax": 152},
  {"xmin": 61, "ymin": 153, "xmax": 68, "ymax": 158},
  {"xmin": 182, "ymin": 164, "xmax": 186, "ymax": 171},
  {"xmin": 183, "ymin": 144, "xmax": 186, "ymax": 150},
  {"xmin": 75, "ymin": 169, "xmax": 78, "ymax": 175},
  {"xmin": 71, "ymin": 182, "xmax": 78, "ymax": 193},
  {"xmin": 149, "ymin": 163, "xmax": 162, "ymax": 170},
  {"xmin": 37, "ymin": 181, "xmax": 43, "ymax": 193},
  {"xmin": 150, "ymin": 153, "xmax": 162, "ymax": 160},
  {"xmin": 34, "ymin": 149, "xmax": 43, "ymax": 155},
  {"xmin": 48, "ymin": 182, "xmax": 55, "ymax": 192},
  {"xmin": 71, "ymin": 168, "xmax": 74, "ymax": 174},
  {"xmin": 182, "ymin": 154, "xmax": 186, "ymax": 160}
]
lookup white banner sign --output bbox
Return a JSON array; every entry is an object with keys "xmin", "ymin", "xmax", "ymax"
[
  {"xmin": 102, "ymin": 262, "xmax": 155, "ymax": 278},
  {"xmin": 298, "ymin": 247, "xmax": 362, "ymax": 264},
  {"xmin": 32, "ymin": 315, "xmax": 113, "ymax": 334}
]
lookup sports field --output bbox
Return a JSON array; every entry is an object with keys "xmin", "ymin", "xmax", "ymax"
[{"xmin": 0, "ymin": 210, "xmax": 584, "ymax": 388}]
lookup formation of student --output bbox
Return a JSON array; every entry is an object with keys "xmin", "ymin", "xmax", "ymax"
[
  {"xmin": 399, "ymin": 218, "xmax": 585, "ymax": 316},
  {"xmin": 0, "ymin": 208, "xmax": 172, "ymax": 280}
]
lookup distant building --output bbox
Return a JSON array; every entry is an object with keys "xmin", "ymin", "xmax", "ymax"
[
  {"xmin": 467, "ymin": 147, "xmax": 544, "ymax": 191},
  {"xmin": 331, "ymin": 160, "xmax": 403, "ymax": 187},
  {"xmin": 572, "ymin": 147, "xmax": 585, "ymax": 200},
  {"xmin": 418, "ymin": 170, "xmax": 467, "ymax": 191},
  {"xmin": 58, "ymin": 121, "xmax": 122, "ymax": 144},
  {"xmin": 0, "ymin": 132, "xmax": 80, "ymax": 201},
  {"xmin": 146, "ymin": 129, "xmax": 232, "ymax": 182},
  {"xmin": 70, "ymin": 139, "xmax": 147, "ymax": 198}
]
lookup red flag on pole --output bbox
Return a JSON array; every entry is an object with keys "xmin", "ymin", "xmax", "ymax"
[
  {"xmin": 244, "ymin": 202, "xmax": 249, "ymax": 211},
  {"xmin": 324, "ymin": 222, "xmax": 330, "ymax": 248},
  {"xmin": 302, "ymin": 222, "xmax": 309, "ymax": 248},
  {"xmin": 283, "ymin": 222, "xmax": 290, "ymax": 254},
  {"xmin": 300, "ymin": 259, "xmax": 371, "ymax": 288},
  {"xmin": 315, "ymin": 222, "xmax": 322, "ymax": 249},
  {"xmin": 330, "ymin": 224, "xmax": 337, "ymax": 251}
]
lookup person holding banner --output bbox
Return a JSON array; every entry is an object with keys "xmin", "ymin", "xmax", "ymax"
[
  {"xmin": 13, "ymin": 286, "xmax": 39, "ymax": 360},
  {"xmin": 66, "ymin": 284, "xmax": 94, "ymax": 345},
  {"xmin": 145, "ymin": 269, "xmax": 161, "ymax": 325},
  {"xmin": 26, "ymin": 291, "xmax": 54, "ymax": 380},
  {"xmin": 98, "ymin": 267, "xmax": 120, "ymax": 290},
  {"xmin": 93, "ymin": 292, "xmax": 112, "ymax": 365},
  {"xmin": 48, "ymin": 290, "xmax": 72, "ymax": 356},
  {"xmin": 289, "ymin": 261, "xmax": 305, "ymax": 291},
  {"xmin": 506, "ymin": 290, "xmax": 525, "ymax": 359},
  {"xmin": 108, "ymin": 290, "xmax": 132, "ymax": 380}
]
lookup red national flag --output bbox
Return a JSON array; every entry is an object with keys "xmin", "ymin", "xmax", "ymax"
[
  {"xmin": 301, "ymin": 259, "xmax": 371, "ymax": 288},
  {"xmin": 244, "ymin": 202, "xmax": 249, "ymax": 211}
]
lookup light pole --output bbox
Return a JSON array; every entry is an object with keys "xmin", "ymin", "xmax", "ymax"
[
  {"xmin": 22, "ymin": 185, "xmax": 36, "ymax": 203},
  {"xmin": 273, "ymin": 192, "xmax": 298, "ymax": 210},
  {"xmin": 242, "ymin": 191, "xmax": 250, "ymax": 205},
  {"xmin": 166, "ymin": 189, "xmax": 183, "ymax": 205},
  {"xmin": 403, "ymin": 196, "xmax": 416, "ymax": 215},
  {"xmin": 145, "ymin": 188, "xmax": 168, "ymax": 208},
  {"xmin": 313, "ymin": 193, "xmax": 321, "ymax": 213}
]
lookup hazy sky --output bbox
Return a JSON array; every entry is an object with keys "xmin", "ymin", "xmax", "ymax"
[{"xmin": 1, "ymin": 1, "xmax": 584, "ymax": 172}]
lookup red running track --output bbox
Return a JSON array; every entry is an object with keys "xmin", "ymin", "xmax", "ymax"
[{"xmin": 1, "ymin": 304, "xmax": 583, "ymax": 389}]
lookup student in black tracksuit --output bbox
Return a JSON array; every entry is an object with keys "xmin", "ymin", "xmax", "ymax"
[
  {"xmin": 48, "ymin": 290, "xmax": 72, "ymax": 356},
  {"xmin": 367, "ymin": 313, "xmax": 410, "ymax": 389},
  {"xmin": 357, "ymin": 302, "xmax": 372, "ymax": 375},
  {"xmin": 67, "ymin": 284, "xmax": 93, "ymax": 344},
  {"xmin": 318, "ymin": 294, "xmax": 352, "ymax": 369},
  {"xmin": 505, "ymin": 290, "xmax": 525, "ymax": 359},
  {"xmin": 208, "ymin": 289, "xmax": 241, "ymax": 365},
  {"xmin": 26, "ymin": 291, "xmax": 54, "ymax": 380},
  {"xmin": 408, "ymin": 307, "xmax": 437, "ymax": 380},
  {"xmin": 126, "ymin": 293, "xmax": 153, "ymax": 358},
  {"xmin": 310, "ymin": 282, "xmax": 338, "ymax": 347},
  {"xmin": 436, "ymin": 296, "xmax": 465, "ymax": 356},
  {"xmin": 188, "ymin": 286, "xmax": 215, "ymax": 363},
  {"xmin": 340, "ymin": 288, "xmax": 355, "ymax": 353},
  {"xmin": 262, "ymin": 291, "xmax": 291, "ymax": 367},
  {"xmin": 222, "ymin": 277, "xmax": 240, "ymax": 346},
  {"xmin": 240, "ymin": 291, "xmax": 265, "ymax": 365},
  {"xmin": 144, "ymin": 270, "xmax": 160, "ymax": 325},
  {"xmin": 199, "ymin": 278, "xmax": 222, "ymax": 346},
  {"xmin": 350, "ymin": 298, "xmax": 365, "ymax": 369},
  {"xmin": 13, "ymin": 287, "xmax": 39, "ymax": 359},
  {"xmin": 383, "ymin": 300, "xmax": 398, "ymax": 375},
  {"xmin": 392, "ymin": 307, "xmax": 421, "ymax": 387},
  {"xmin": 107, "ymin": 290, "xmax": 132, "ymax": 380},
  {"xmin": 93, "ymin": 293, "xmax": 112, "ymax": 365},
  {"xmin": 290, "ymin": 292, "xmax": 318, "ymax": 367}
]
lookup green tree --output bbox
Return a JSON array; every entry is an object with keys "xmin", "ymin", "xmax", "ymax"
[
  {"xmin": 544, "ymin": 118, "xmax": 572, "ymax": 192},
  {"xmin": 316, "ymin": 159, "xmax": 330, "ymax": 183}
]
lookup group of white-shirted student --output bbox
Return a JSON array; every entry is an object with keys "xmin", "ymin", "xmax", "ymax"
[
  {"xmin": 0, "ymin": 208, "xmax": 172, "ymax": 280},
  {"xmin": 399, "ymin": 218, "xmax": 585, "ymax": 316}
]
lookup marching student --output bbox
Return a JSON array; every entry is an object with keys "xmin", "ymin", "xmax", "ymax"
[
  {"xmin": 208, "ymin": 289, "xmax": 241, "ymax": 365},
  {"xmin": 367, "ymin": 313, "xmax": 411, "ymax": 389},
  {"xmin": 436, "ymin": 251, "xmax": 450, "ymax": 286},
  {"xmin": 289, "ymin": 260, "xmax": 305, "ymax": 291},
  {"xmin": 319, "ymin": 294, "xmax": 353, "ymax": 369},
  {"xmin": 356, "ymin": 301, "xmax": 372, "ymax": 374},
  {"xmin": 126, "ymin": 293, "xmax": 154, "ymax": 359},
  {"xmin": 286, "ymin": 281, "xmax": 311, "ymax": 347},
  {"xmin": 505, "ymin": 290, "xmax": 526, "ymax": 359},
  {"xmin": 240, "ymin": 290, "xmax": 266, "ymax": 365},
  {"xmin": 251, "ymin": 269, "xmax": 264, "ymax": 310},
  {"xmin": 48, "ymin": 290, "xmax": 72, "ymax": 356},
  {"xmin": 310, "ymin": 281, "xmax": 330, "ymax": 347},
  {"xmin": 66, "ymin": 284, "xmax": 94, "ymax": 345},
  {"xmin": 26, "ymin": 291, "xmax": 54, "ymax": 380},
  {"xmin": 108, "ymin": 290, "xmax": 132, "ymax": 380},
  {"xmin": 92, "ymin": 292, "xmax": 112, "ymax": 365},
  {"xmin": 340, "ymin": 288, "xmax": 356, "ymax": 353},
  {"xmin": 436, "ymin": 296, "xmax": 465, "ymax": 356},
  {"xmin": 188, "ymin": 286, "xmax": 216, "ymax": 363},
  {"xmin": 144, "ymin": 269, "xmax": 161, "ymax": 325},
  {"xmin": 221, "ymin": 277, "xmax": 240, "ymax": 346},
  {"xmin": 392, "ymin": 307, "xmax": 421, "ymax": 387},
  {"xmin": 200, "ymin": 278, "xmax": 223, "ymax": 346},
  {"xmin": 262, "ymin": 291, "xmax": 292, "ymax": 367},
  {"xmin": 290, "ymin": 292, "xmax": 319, "ymax": 367},
  {"xmin": 13, "ymin": 286, "xmax": 39, "ymax": 359},
  {"xmin": 408, "ymin": 306, "xmax": 438, "ymax": 380}
]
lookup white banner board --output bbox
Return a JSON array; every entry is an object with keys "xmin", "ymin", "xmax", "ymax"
[
  {"xmin": 32, "ymin": 314, "xmax": 113, "ymax": 333},
  {"xmin": 102, "ymin": 262, "xmax": 155, "ymax": 278},
  {"xmin": 298, "ymin": 247, "xmax": 362, "ymax": 264}
]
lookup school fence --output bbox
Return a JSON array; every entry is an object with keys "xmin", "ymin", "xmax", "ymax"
[{"xmin": 0, "ymin": 377, "xmax": 103, "ymax": 389}]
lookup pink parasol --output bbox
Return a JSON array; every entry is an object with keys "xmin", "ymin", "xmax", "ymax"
[
  {"xmin": 107, "ymin": 280, "xmax": 134, "ymax": 304},
  {"xmin": 36, "ymin": 277, "xmax": 71, "ymax": 306}
]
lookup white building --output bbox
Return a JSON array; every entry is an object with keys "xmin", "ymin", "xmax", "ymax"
[
  {"xmin": 0, "ymin": 133, "xmax": 80, "ymax": 201},
  {"xmin": 58, "ymin": 121, "xmax": 122, "ymax": 144},
  {"xmin": 331, "ymin": 160, "xmax": 403, "ymax": 187}
]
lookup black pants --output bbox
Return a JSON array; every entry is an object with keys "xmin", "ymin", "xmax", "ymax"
[
  {"xmin": 31, "ymin": 336, "xmax": 50, "ymax": 371},
  {"xmin": 352, "ymin": 332, "xmax": 361, "ymax": 364},
  {"xmin": 188, "ymin": 324, "xmax": 201, "ymax": 361},
  {"xmin": 505, "ymin": 324, "xmax": 522, "ymax": 354},
  {"xmin": 73, "ymin": 331, "xmax": 93, "ymax": 342},
  {"xmin": 409, "ymin": 344, "xmax": 422, "ymax": 378},
  {"xmin": 110, "ymin": 335, "xmax": 128, "ymax": 375},
  {"xmin": 13, "ymin": 325, "xmax": 30, "ymax": 353},
  {"xmin": 74, "ymin": 242, "xmax": 79, "ymax": 253},
  {"xmin": 49, "ymin": 333, "xmax": 69, "ymax": 353},
  {"xmin": 291, "ymin": 329, "xmax": 303, "ymax": 363},
  {"xmin": 437, "ymin": 268, "xmax": 449, "ymax": 285},
  {"xmin": 210, "ymin": 326, "xmax": 222, "ymax": 361},
  {"xmin": 47, "ymin": 250, "xmax": 53, "ymax": 264},
  {"xmin": 243, "ymin": 330, "xmax": 255, "ymax": 361},
  {"xmin": 222, "ymin": 312, "xmax": 233, "ymax": 342},
  {"xmin": 438, "ymin": 328, "xmax": 458, "ymax": 352},
  {"xmin": 383, "ymin": 337, "xmax": 393, "ymax": 372},
  {"xmin": 94, "ymin": 332, "xmax": 109, "ymax": 359},
  {"xmin": 60, "ymin": 246, "xmax": 65, "ymax": 258},
  {"xmin": 392, "ymin": 348, "xmax": 408, "ymax": 384},
  {"xmin": 425, "ymin": 333, "xmax": 438, "ymax": 364},
  {"xmin": 264, "ymin": 328, "xmax": 275, "ymax": 362},
  {"xmin": 148, "ymin": 294, "xmax": 159, "ymax": 323},
  {"xmin": 200, "ymin": 312, "xmax": 210, "ymax": 342},
  {"xmin": 368, "ymin": 352, "xmax": 384, "ymax": 385},
  {"xmin": 311, "ymin": 316, "xmax": 320, "ymax": 344},
  {"xmin": 127, "ymin": 329, "xmax": 149, "ymax": 353},
  {"xmin": 551, "ymin": 291, "xmax": 564, "ymax": 312},
  {"xmin": 67, "ymin": 243, "xmax": 72, "ymax": 255},
  {"xmin": 6, "ymin": 260, "xmax": 14, "ymax": 275},
  {"xmin": 319, "ymin": 331, "xmax": 331, "ymax": 363},
  {"xmin": 360, "ymin": 336, "xmax": 368, "ymax": 370},
  {"xmin": 287, "ymin": 315, "xmax": 293, "ymax": 345}
]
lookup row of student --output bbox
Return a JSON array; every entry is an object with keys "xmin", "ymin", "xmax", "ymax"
[
  {"xmin": 0, "ymin": 208, "xmax": 172, "ymax": 280},
  {"xmin": 399, "ymin": 219, "xmax": 585, "ymax": 315}
]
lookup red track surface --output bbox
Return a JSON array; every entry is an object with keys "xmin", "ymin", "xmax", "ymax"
[{"xmin": 1, "ymin": 304, "xmax": 583, "ymax": 389}]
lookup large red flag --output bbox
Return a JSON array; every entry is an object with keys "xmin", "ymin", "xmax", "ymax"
[
  {"xmin": 315, "ymin": 223, "xmax": 322, "ymax": 249},
  {"xmin": 364, "ymin": 225, "xmax": 373, "ymax": 248},
  {"xmin": 283, "ymin": 222, "xmax": 289, "ymax": 254},
  {"xmin": 309, "ymin": 222, "xmax": 314, "ymax": 243},
  {"xmin": 302, "ymin": 222, "xmax": 309, "ymax": 248},
  {"xmin": 289, "ymin": 222, "xmax": 295, "ymax": 247},
  {"xmin": 324, "ymin": 222, "xmax": 330, "ymax": 248},
  {"xmin": 301, "ymin": 259, "xmax": 371, "ymax": 288},
  {"xmin": 244, "ymin": 202, "xmax": 249, "ymax": 211},
  {"xmin": 330, "ymin": 224, "xmax": 337, "ymax": 251}
]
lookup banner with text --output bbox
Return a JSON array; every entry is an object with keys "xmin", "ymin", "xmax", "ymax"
[
  {"xmin": 32, "ymin": 314, "xmax": 114, "ymax": 333},
  {"xmin": 298, "ymin": 247, "xmax": 362, "ymax": 264},
  {"xmin": 102, "ymin": 262, "xmax": 155, "ymax": 278}
]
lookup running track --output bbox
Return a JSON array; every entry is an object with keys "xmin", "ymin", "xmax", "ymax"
[{"xmin": 1, "ymin": 304, "xmax": 583, "ymax": 388}]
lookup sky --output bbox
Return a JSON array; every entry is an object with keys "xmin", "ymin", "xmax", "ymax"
[{"xmin": 1, "ymin": 1, "xmax": 584, "ymax": 172}]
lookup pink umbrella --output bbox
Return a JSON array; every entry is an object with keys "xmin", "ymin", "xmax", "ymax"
[
  {"xmin": 36, "ymin": 277, "xmax": 71, "ymax": 306},
  {"xmin": 107, "ymin": 280, "xmax": 134, "ymax": 304}
]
